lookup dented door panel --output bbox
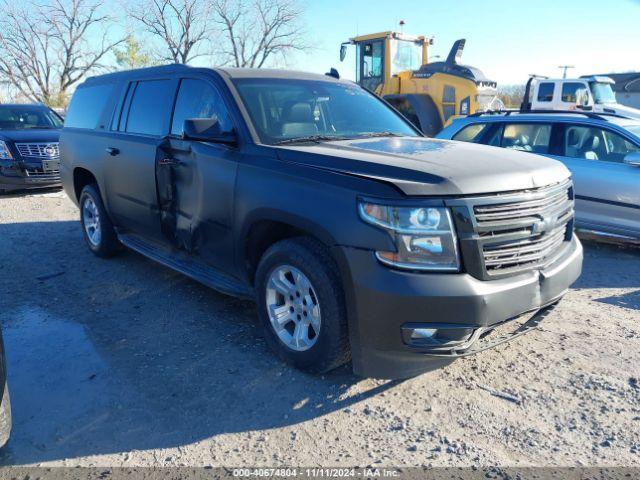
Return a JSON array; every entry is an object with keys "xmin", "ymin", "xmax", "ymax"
[{"xmin": 159, "ymin": 138, "xmax": 239, "ymax": 273}]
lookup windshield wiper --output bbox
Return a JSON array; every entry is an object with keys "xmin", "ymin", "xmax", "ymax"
[{"xmin": 274, "ymin": 135, "xmax": 349, "ymax": 145}]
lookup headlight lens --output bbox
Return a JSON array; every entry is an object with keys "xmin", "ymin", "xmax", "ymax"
[
  {"xmin": 359, "ymin": 202, "xmax": 460, "ymax": 271},
  {"xmin": 0, "ymin": 141, "xmax": 13, "ymax": 160}
]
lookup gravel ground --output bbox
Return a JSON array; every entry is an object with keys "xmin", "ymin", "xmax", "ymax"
[{"xmin": 0, "ymin": 189, "xmax": 638, "ymax": 468}]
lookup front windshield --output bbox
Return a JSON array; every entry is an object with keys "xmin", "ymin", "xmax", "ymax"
[
  {"xmin": 233, "ymin": 78, "xmax": 419, "ymax": 145},
  {"xmin": 0, "ymin": 106, "xmax": 63, "ymax": 130},
  {"xmin": 589, "ymin": 82, "xmax": 617, "ymax": 104},
  {"xmin": 389, "ymin": 39, "xmax": 422, "ymax": 75}
]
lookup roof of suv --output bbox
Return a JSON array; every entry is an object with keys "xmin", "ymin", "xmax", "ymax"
[
  {"xmin": 217, "ymin": 67, "xmax": 344, "ymax": 82},
  {"xmin": 82, "ymin": 64, "xmax": 346, "ymax": 85},
  {"xmin": 0, "ymin": 103, "xmax": 50, "ymax": 108}
]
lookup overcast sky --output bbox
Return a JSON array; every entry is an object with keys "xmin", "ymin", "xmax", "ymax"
[{"xmin": 285, "ymin": 0, "xmax": 640, "ymax": 85}]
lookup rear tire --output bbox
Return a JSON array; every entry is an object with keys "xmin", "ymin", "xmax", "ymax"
[
  {"xmin": 255, "ymin": 237, "xmax": 350, "ymax": 374},
  {"xmin": 416, "ymin": 96, "xmax": 443, "ymax": 137},
  {"xmin": 79, "ymin": 184, "xmax": 121, "ymax": 258}
]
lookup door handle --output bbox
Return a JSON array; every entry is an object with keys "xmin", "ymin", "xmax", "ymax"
[
  {"xmin": 105, "ymin": 147, "xmax": 120, "ymax": 156},
  {"xmin": 159, "ymin": 157, "xmax": 184, "ymax": 167}
]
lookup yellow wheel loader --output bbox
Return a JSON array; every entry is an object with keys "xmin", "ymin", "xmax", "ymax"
[{"xmin": 339, "ymin": 31, "xmax": 502, "ymax": 136}]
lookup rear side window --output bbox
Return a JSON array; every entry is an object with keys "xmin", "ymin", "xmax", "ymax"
[
  {"xmin": 537, "ymin": 83, "xmax": 555, "ymax": 102},
  {"xmin": 171, "ymin": 78, "xmax": 234, "ymax": 136},
  {"xmin": 452, "ymin": 123, "xmax": 489, "ymax": 142},
  {"xmin": 125, "ymin": 80, "xmax": 175, "ymax": 136},
  {"xmin": 65, "ymin": 83, "xmax": 115, "ymax": 129}
]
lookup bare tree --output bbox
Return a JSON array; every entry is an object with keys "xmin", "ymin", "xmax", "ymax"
[
  {"xmin": 128, "ymin": 0, "xmax": 213, "ymax": 64},
  {"xmin": 0, "ymin": 0, "xmax": 123, "ymax": 106},
  {"xmin": 498, "ymin": 84, "xmax": 526, "ymax": 109},
  {"xmin": 212, "ymin": 0, "xmax": 307, "ymax": 68}
]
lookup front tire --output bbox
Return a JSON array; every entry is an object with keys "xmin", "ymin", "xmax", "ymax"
[
  {"xmin": 255, "ymin": 237, "xmax": 350, "ymax": 374},
  {"xmin": 79, "ymin": 184, "xmax": 121, "ymax": 258},
  {"xmin": 0, "ymin": 383, "xmax": 11, "ymax": 448}
]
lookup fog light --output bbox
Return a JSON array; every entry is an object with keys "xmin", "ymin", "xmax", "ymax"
[{"xmin": 411, "ymin": 328, "xmax": 438, "ymax": 339}]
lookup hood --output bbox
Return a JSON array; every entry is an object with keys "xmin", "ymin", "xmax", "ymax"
[
  {"xmin": 0, "ymin": 129, "xmax": 60, "ymax": 143},
  {"xmin": 275, "ymin": 137, "xmax": 570, "ymax": 196},
  {"xmin": 600, "ymin": 103, "xmax": 640, "ymax": 120}
]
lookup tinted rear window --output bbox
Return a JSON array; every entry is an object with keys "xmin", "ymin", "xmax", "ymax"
[
  {"xmin": 65, "ymin": 83, "xmax": 115, "ymax": 129},
  {"xmin": 125, "ymin": 80, "xmax": 174, "ymax": 136}
]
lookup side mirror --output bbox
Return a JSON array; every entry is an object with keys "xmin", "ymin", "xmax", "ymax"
[
  {"xmin": 339, "ymin": 44, "xmax": 347, "ymax": 62},
  {"xmin": 182, "ymin": 117, "xmax": 237, "ymax": 145},
  {"xmin": 575, "ymin": 88, "xmax": 592, "ymax": 110},
  {"xmin": 623, "ymin": 151, "xmax": 640, "ymax": 167}
]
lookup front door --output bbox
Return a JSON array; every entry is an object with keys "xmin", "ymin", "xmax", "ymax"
[
  {"xmin": 357, "ymin": 40, "xmax": 385, "ymax": 93},
  {"xmin": 156, "ymin": 77, "xmax": 239, "ymax": 272},
  {"xmin": 551, "ymin": 124, "xmax": 640, "ymax": 237},
  {"xmin": 103, "ymin": 78, "xmax": 178, "ymax": 240}
]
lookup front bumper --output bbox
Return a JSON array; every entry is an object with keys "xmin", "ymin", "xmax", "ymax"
[
  {"xmin": 336, "ymin": 236, "xmax": 583, "ymax": 379},
  {"xmin": 0, "ymin": 159, "xmax": 61, "ymax": 192}
]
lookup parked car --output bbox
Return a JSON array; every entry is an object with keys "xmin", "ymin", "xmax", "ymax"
[
  {"xmin": 437, "ymin": 111, "xmax": 640, "ymax": 243},
  {"xmin": 60, "ymin": 65, "xmax": 582, "ymax": 378},
  {"xmin": 0, "ymin": 328, "xmax": 11, "ymax": 448},
  {"xmin": 0, "ymin": 103, "xmax": 63, "ymax": 194}
]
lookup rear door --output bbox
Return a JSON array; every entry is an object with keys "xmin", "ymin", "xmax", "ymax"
[
  {"xmin": 159, "ymin": 76, "xmax": 240, "ymax": 272},
  {"xmin": 103, "ymin": 78, "xmax": 178, "ymax": 240},
  {"xmin": 550, "ymin": 123, "xmax": 640, "ymax": 237}
]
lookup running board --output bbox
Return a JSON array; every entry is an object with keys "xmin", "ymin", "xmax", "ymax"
[{"xmin": 118, "ymin": 233, "xmax": 254, "ymax": 299}]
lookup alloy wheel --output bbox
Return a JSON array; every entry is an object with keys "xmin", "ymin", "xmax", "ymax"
[{"xmin": 265, "ymin": 265, "xmax": 321, "ymax": 351}]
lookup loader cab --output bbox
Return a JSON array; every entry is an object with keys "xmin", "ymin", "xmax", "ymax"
[{"xmin": 341, "ymin": 32, "xmax": 429, "ymax": 95}]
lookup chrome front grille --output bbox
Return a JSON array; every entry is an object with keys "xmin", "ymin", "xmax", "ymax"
[
  {"xmin": 482, "ymin": 224, "xmax": 567, "ymax": 273},
  {"xmin": 25, "ymin": 166, "xmax": 60, "ymax": 178},
  {"xmin": 15, "ymin": 142, "xmax": 60, "ymax": 159},
  {"xmin": 471, "ymin": 180, "xmax": 574, "ymax": 276}
]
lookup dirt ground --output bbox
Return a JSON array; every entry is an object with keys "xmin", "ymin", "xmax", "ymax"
[{"xmin": 0, "ymin": 189, "xmax": 638, "ymax": 468}]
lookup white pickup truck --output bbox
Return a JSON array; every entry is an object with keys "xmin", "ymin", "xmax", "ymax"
[{"xmin": 523, "ymin": 76, "xmax": 640, "ymax": 119}]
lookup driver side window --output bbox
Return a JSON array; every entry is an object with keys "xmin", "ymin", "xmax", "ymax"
[{"xmin": 171, "ymin": 78, "xmax": 234, "ymax": 136}]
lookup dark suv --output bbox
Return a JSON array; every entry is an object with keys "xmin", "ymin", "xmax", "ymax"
[
  {"xmin": 60, "ymin": 65, "xmax": 583, "ymax": 378},
  {"xmin": 0, "ymin": 104, "xmax": 63, "ymax": 194}
]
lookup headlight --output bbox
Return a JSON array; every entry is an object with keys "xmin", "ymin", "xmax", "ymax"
[
  {"xmin": 0, "ymin": 141, "xmax": 13, "ymax": 160},
  {"xmin": 358, "ymin": 202, "xmax": 460, "ymax": 271}
]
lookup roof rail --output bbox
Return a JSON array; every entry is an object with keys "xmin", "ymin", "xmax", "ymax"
[{"xmin": 469, "ymin": 109, "xmax": 632, "ymax": 121}]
